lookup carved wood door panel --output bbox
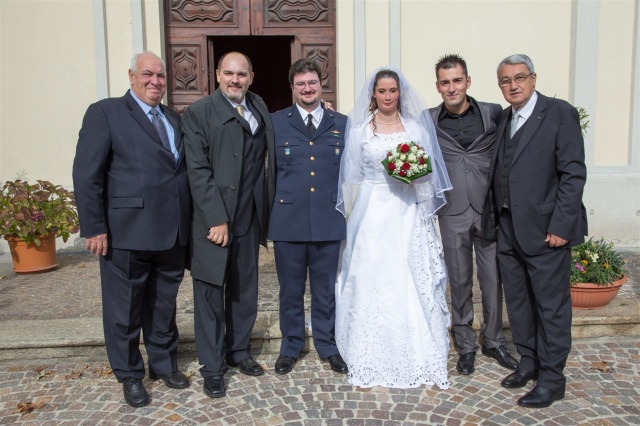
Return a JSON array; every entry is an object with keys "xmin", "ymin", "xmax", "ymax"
[{"xmin": 165, "ymin": 0, "xmax": 336, "ymax": 113}]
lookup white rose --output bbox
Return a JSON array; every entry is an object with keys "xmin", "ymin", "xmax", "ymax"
[{"xmin": 408, "ymin": 153, "xmax": 417, "ymax": 162}]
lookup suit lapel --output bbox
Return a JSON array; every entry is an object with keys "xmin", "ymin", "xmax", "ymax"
[
  {"xmin": 490, "ymin": 108, "xmax": 510, "ymax": 179},
  {"xmin": 316, "ymin": 109, "xmax": 336, "ymax": 136},
  {"xmin": 512, "ymin": 93, "xmax": 546, "ymax": 164},
  {"xmin": 288, "ymin": 105, "xmax": 310, "ymax": 136},
  {"xmin": 211, "ymin": 90, "xmax": 244, "ymax": 151},
  {"xmin": 125, "ymin": 92, "xmax": 165, "ymax": 148},
  {"xmin": 430, "ymin": 104, "xmax": 463, "ymax": 150},
  {"xmin": 466, "ymin": 103, "xmax": 492, "ymax": 150}
]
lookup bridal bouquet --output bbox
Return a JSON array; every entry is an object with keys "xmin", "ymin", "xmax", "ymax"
[{"xmin": 381, "ymin": 142, "xmax": 432, "ymax": 184}]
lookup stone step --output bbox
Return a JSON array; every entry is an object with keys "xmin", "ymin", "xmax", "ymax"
[{"xmin": 2, "ymin": 296, "xmax": 638, "ymax": 362}]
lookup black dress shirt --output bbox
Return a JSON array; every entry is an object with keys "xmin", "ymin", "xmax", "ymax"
[{"xmin": 438, "ymin": 96, "xmax": 484, "ymax": 149}]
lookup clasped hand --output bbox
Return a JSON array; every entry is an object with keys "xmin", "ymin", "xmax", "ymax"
[
  {"xmin": 208, "ymin": 222, "xmax": 230, "ymax": 247},
  {"xmin": 545, "ymin": 232, "xmax": 568, "ymax": 248}
]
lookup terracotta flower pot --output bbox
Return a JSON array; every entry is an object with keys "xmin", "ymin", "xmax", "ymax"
[
  {"xmin": 5, "ymin": 234, "xmax": 58, "ymax": 273},
  {"xmin": 570, "ymin": 274, "xmax": 627, "ymax": 310}
]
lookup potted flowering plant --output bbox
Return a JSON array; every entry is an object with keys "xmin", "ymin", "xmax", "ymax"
[
  {"xmin": 570, "ymin": 237, "xmax": 627, "ymax": 309},
  {"xmin": 0, "ymin": 179, "xmax": 80, "ymax": 272}
]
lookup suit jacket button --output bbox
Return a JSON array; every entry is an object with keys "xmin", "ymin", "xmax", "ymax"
[
  {"xmin": 310, "ymin": 156, "xmax": 315, "ymax": 161},
  {"xmin": 310, "ymin": 171, "xmax": 315, "ymax": 176},
  {"xmin": 310, "ymin": 141, "xmax": 314, "ymax": 146},
  {"xmin": 234, "ymin": 153, "xmax": 238, "ymax": 157},
  {"xmin": 280, "ymin": 199, "xmax": 284, "ymax": 203},
  {"xmin": 310, "ymin": 188, "xmax": 315, "ymax": 192}
]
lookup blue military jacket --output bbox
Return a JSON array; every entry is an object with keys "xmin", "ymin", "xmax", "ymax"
[{"xmin": 268, "ymin": 104, "xmax": 347, "ymax": 242}]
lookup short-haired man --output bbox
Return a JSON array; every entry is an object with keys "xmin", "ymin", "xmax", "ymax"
[
  {"xmin": 182, "ymin": 52, "xmax": 275, "ymax": 398},
  {"xmin": 73, "ymin": 51, "xmax": 191, "ymax": 407},
  {"xmin": 430, "ymin": 54, "xmax": 518, "ymax": 376},
  {"xmin": 491, "ymin": 54, "xmax": 587, "ymax": 408},
  {"xmin": 268, "ymin": 59, "xmax": 348, "ymax": 375}
]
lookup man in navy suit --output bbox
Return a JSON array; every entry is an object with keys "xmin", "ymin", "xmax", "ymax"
[
  {"xmin": 268, "ymin": 59, "xmax": 348, "ymax": 375},
  {"xmin": 73, "ymin": 51, "xmax": 191, "ymax": 407},
  {"xmin": 490, "ymin": 54, "xmax": 587, "ymax": 408}
]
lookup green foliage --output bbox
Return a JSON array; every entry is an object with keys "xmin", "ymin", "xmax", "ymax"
[
  {"xmin": 570, "ymin": 238, "xmax": 626, "ymax": 286},
  {"xmin": 0, "ymin": 179, "xmax": 80, "ymax": 246},
  {"xmin": 576, "ymin": 106, "xmax": 590, "ymax": 137}
]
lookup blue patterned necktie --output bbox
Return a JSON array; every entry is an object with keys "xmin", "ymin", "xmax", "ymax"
[{"xmin": 149, "ymin": 108, "xmax": 172, "ymax": 151}]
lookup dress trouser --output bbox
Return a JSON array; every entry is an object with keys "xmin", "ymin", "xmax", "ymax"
[
  {"xmin": 497, "ymin": 210, "xmax": 572, "ymax": 390},
  {"xmin": 193, "ymin": 216, "xmax": 260, "ymax": 378},
  {"xmin": 274, "ymin": 240, "xmax": 341, "ymax": 359},
  {"xmin": 99, "ymin": 240, "xmax": 186, "ymax": 382},
  {"xmin": 439, "ymin": 206, "xmax": 505, "ymax": 354}
]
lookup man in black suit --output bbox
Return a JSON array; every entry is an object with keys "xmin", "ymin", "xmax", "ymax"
[
  {"xmin": 182, "ymin": 52, "xmax": 275, "ymax": 398},
  {"xmin": 491, "ymin": 54, "xmax": 587, "ymax": 408},
  {"xmin": 430, "ymin": 54, "xmax": 518, "ymax": 376},
  {"xmin": 73, "ymin": 51, "xmax": 191, "ymax": 407}
]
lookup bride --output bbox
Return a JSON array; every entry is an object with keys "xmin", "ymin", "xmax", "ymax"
[{"xmin": 335, "ymin": 67, "xmax": 452, "ymax": 389}]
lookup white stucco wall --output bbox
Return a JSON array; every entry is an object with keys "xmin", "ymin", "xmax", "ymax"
[
  {"xmin": 336, "ymin": 0, "xmax": 639, "ymax": 246},
  {"xmin": 0, "ymin": 0, "xmax": 638, "ymax": 253}
]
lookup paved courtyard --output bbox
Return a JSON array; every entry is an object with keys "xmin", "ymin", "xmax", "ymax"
[{"xmin": 0, "ymin": 337, "xmax": 639, "ymax": 425}]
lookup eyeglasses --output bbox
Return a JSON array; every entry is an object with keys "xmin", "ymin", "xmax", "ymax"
[
  {"xmin": 293, "ymin": 80, "xmax": 320, "ymax": 90},
  {"xmin": 499, "ymin": 73, "xmax": 534, "ymax": 87}
]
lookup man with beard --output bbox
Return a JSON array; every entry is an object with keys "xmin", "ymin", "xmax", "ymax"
[
  {"xmin": 181, "ymin": 52, "xmax": 275, "ymax": 398},
  {"xmin": 268, "ymin": 59, "xmax": 348, "ymax": 375}
]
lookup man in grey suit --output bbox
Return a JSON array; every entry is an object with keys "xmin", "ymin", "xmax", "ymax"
[
  {"xmin": 491, "ymin": 54, "xmax": 587, "ymax": 408},
  {"xmin": 73, "ymin": 51, "xmax": 191, "ymax": 407},
  {"xmin": 430, "ymin": 54, "xmax": 518, "ymax": 376},
  {"xmin": 182, "ymin": 52, "xmax": 275, "ymax": 398}
]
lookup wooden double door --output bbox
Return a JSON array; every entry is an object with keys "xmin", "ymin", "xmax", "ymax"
[{"xmin": 164, "ymin": 0, "xmax": 337, "ymax": 114}]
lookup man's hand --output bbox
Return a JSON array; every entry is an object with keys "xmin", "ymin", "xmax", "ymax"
[
  {"xmin": 321, "ymin": 99, "xmax": 334, "ymax": 111},
  {"xmin": 208, "ymin": 222, "xmax": 230, "ymax": 247},
  {"xmin": 545, "ymin": 232, "xmax": 568, "ymax": 248},
  {"xmin": 86, "ymin": 233, "xmax": 108, "ymax": 256}
]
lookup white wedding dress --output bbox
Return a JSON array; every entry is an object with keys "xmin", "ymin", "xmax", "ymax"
[{"xmin": 335, "ymin": 128, "xmax": 451, "ymax": 389}]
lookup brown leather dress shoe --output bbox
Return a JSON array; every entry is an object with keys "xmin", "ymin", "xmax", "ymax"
[
  {"xmin": 122, "ymin": 377, "xmax": 149, "ymax": 407},
  {"xmin": 322, "ymin": 354, "xmax": 348, "ymax": 374},
  {"xmin": 149, "ymin": 369, "xmax": 190, "ymax": 389},
  {"xmin": 501, "ymin": 368, "xmax": 539, "ymax": 388},
  {"xmin": 517, "ymin": 385, "xmax": 565, "ymax": 408},
  {"xmin": 481, "ymin": 345, "xmax": 519, "ymax": 370}
]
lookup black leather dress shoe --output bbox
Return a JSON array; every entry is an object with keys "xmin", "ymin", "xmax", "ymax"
[
  {"xmin": 517, "ymin": 385, "xmax": 565, "ymax": 408},
  {"xmin": 122, "ymin": 377, "xmax": 149, "ymax": 407},
  {"xmin": 203, "ymin": 376, "xmax": 226, "ymax": 398},
  {"xmin": 501, "ymin": 368, "xmax": 539, "ymax": 388},
  {"xmin": 481, "ymin": 345, "xmax": 519, "ymax": 370},
  {"xmin": 456, "ymin": 352, "xmax": 476, "ymax": 375},
  {"xmin": 227, "ymin": 357, "xmax": 265, "ymax": 376},
  {"xmin": 149, "ymin": 369, "xmax": 190, "ymax": 389},
  {"xmin": 275, "ymin": 355, "xmax": 298, "ymax": 375},
  {"xmin": 322, "ymin": 354, "xmax": 348, "ymax": 374}
]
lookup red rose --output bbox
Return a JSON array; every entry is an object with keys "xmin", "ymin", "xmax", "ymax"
[
  {"xmin": 387, "ymin": 152, "xmax": 392, "ymax": 157},
  {"xmin": 388, "ymin": 162, "xmax": 396, "ymax": 171},
  {"xmin": 418, "ymin": 157, "xmax": 425, "ymax": 165},
  {"xmin": 399, "ymin": 170, "xmax": 406, "ymax": 177},
  {"xmin": 400, "ymin": 144, "xmax": 410, "ymax": 153},
  {"xmin": 402, "ymin": 162, "xmax": 410, "ymax": 170}
]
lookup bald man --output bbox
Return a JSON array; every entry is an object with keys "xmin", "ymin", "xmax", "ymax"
[{"xmin": 182, "ymin": 52, "xmax": 275, "ymax": 398}]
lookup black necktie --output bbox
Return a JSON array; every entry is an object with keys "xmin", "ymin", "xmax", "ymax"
[
  {"xmin": 149, "ymin": 108, "xmax": 172, "ymax": 152},
  {"xmin": 306, "ymin": 113, "xmax": 316, "ymax": 136}
]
